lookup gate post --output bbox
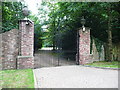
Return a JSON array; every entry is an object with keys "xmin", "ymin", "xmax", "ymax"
[
  {"xmin": 78, "ymin": 27, "xmax": 92, "ymax": 65},
  {"xmin": 17, "ymin": 20, "xmax": 34, "ymax": 69}
]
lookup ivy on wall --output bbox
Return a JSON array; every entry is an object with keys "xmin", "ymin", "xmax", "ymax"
[
  {"xmin": 91, "ymin": 36, "xmax": 104, "ymax": 57},
  {"xmin": 91, "ymin": 36, "xmax": 120, "ymax": 61}
]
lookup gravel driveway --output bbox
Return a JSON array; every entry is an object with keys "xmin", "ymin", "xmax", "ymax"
[{"xmin": 33, "ymin": 65, "xmax": 118, "ymax": 88}]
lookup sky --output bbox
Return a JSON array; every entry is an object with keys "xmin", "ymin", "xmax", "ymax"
[
  {"xmin": 24, "ymin": 0, "xmax": 49, "ymax": 30},
  {"xmin": 24, "ymin": 0, "xmax": 42, "ymax": 15}
]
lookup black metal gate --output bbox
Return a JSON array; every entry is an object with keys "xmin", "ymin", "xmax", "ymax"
[
  {"xmin": 34, "ymin": 49, "xmax": 76, "ymax": 68},
  {"xmin": 34, "ymin": 28, "xmax": 78, "ymax": 68}
]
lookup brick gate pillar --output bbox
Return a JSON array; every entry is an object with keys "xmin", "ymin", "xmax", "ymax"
[
  {"xmin": 17, "ymin": 20, "xmax": 34, "ymax": 69},
  {"xmin": 78, "ymin": 27, "xmax": 92, "ymax": 65}
]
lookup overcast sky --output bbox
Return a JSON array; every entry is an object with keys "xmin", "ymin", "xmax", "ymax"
[{"xmin": 24, "ymin": 0, "xmax": 42, "ymax": 15}]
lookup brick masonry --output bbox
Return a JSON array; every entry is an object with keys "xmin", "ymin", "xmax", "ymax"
[
  {"xmin": 78, "ymin": 27, "xmax": 92, "ymax": 65},
  {"xmin": 17, "ymin": 56, "xmax": 34, "ymax": 69},
  {"xmin": 1, "ymin": 20, "xmax": 34, "ymax": 70},
  {"xmin": 2, "ymin": 29, "xmax": 18, "ymax": 69},
  {"xmin": 17, "ymin": 20, "xmax": 34, "ymax": 69},
  {"xmin": 0, "ymin": 19, "xmax": 118, "ymax": 69}
]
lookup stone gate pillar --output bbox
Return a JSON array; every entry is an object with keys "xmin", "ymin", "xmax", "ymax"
[
  {"xmin": 17, "ymin": 20, "xmax": 34, "ymax": 69},
  {"xmin": 78, "ymin": 27, "xmax": 92, "ymax": 65}
]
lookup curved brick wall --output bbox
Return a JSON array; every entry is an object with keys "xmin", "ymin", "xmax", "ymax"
[{"xmin": 2, "ymin": 29, "xmax": 18, "ymax": 69}]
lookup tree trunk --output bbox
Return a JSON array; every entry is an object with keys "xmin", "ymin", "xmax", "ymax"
[
  {"xmin": 107, "ymin": 3, "xmax": 113, "ymax": 61},
  {"xmin": 53, "ymin": 8, "xmax": 56, "ymax": 51}
]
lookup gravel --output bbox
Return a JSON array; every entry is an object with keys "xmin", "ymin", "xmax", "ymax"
[{"xmin": 33, "ymin": 65, "xmax": 118, "ymax": 88}]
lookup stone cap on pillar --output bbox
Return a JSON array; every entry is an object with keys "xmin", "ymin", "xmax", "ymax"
[
  {"xmin": 19, "ymin": 19, "xmax": 33, "ymax": 24},
  {"xmin": 19, "ymin": 19, "xmax": 34, "ymax": 27},
  {"xmin": 78, "ymin": 27, "xmax": 91, "ymax": 30}
]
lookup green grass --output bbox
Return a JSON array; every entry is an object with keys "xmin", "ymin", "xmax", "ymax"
[
  {"xmin": 0, "ymin": 69, "xmax": 34, "ymax": 88},
  {"xmin": 86, "ymin": 61, "xmax": 119, "ymax": 68}
]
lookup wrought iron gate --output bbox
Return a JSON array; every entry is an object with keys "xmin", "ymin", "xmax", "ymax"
[
  {"xmin": 34, "ymin": 49, "xmax": 76, "ymax": 68},
  {"xmin": 34, "ymin": 28, "xmax": 78, "ymax": 68}
]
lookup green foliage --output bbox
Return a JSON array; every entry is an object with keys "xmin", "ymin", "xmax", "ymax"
[
  {"xmin": 34, "ymin": 24, "xmax": 43, "ymax": 50},
  {"xmin": 45, "ymin": 2, "xmax": 119, "ymax": 43},
  {"xmin": 2, "ymin": 2, "xmax": 25, "ymax": 33},
  {"xmin": 91, "ymin": 36, "xmax": 104, "ymax": 58},
  {"xmin": 40, "ymin": 2, "xmax": 119, "ymax": 60},
  {"xmin": 29, "ymin": 15, "xmax": 43, "ymax": 51}
]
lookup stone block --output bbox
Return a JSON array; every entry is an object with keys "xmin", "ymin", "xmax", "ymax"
[
  {"xmin": 2, "ymin": 29, "xmax": 18, "ymax": 70},
  {"xmin": 79, "ymin": 54, "xmax": 93, "ymax": 65},
  {"xmin": 17, "ymin": 56, "xmax": 34, "ymax": 69}
]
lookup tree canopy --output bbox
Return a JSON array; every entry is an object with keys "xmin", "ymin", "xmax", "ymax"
[
  {"xmin": 2, "ymin": 2, "xmax": 25, "ymax": 33},
  {"xmin": 41, "ymin": 2, "xmax": 119, "ymax": 48},
  {"xmin": 40, "ymin": 2, "xmax": 120, "ymax": 61}
]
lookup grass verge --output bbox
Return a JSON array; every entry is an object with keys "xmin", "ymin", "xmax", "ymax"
[
  {"xmin": 0, "ymin": 69, "xmax": 34, "ymax": 88},
  {"xmin": 86, "ymin": 61, "xmax": 119, "ymax": 68}
]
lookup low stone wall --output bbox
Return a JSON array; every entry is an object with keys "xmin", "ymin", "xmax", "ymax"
[
  {"xmin": 91, "ymin": 39, "xmax": 120, "ymax": 62},
  {"xmin": 91, "ymin": 39, "xmax": 105, "ymax": 62},
  {"xmin": 1, "ymin": 29, "xmax": 18, "ymax": 69},
  {"xmin": 112, "ymin": 43, "xmax": 120, "ymax": 61},
  {"xmin": 0, "ymin": 34, "xmax": 2, "ymax": 70}
]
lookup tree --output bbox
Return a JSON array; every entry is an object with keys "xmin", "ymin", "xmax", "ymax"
[
  {"xmin": 2, "ymin": 2, "xmax": 25, "ymax": 33},
  {"xmin": 37, "ymin": 2, "xmax": 120, "ymax": 60},
  {"xmin": 29, "ymin": 15, "xmax": 43, "ymax": 51}
]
